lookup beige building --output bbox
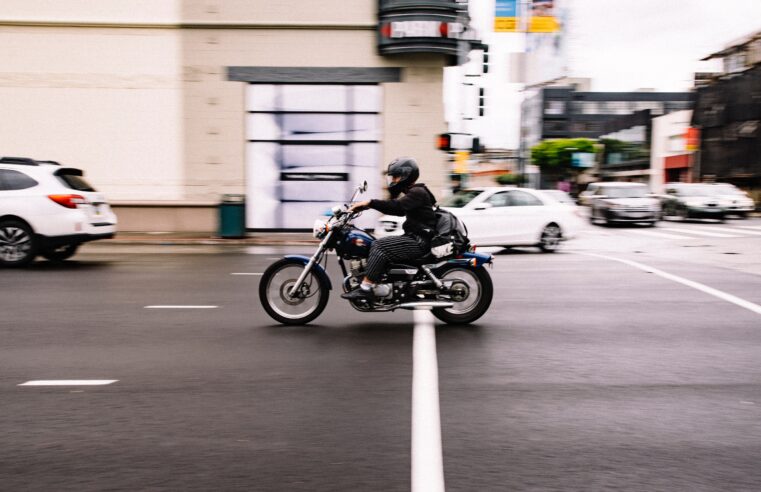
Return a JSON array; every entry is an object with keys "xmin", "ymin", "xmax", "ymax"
[{"xmin": 0, "ymin": 0, "xmax": 461, "ymax": 231}]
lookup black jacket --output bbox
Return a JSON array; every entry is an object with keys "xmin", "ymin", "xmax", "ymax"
[{"xmin": 368, "ymin": 184, "xmax": 437, "ymax": 241}]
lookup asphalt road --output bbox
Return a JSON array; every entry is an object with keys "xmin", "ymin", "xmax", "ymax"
[{"xmin": 2, "ymin": 218, "xmax": 761, "ymax": 491}]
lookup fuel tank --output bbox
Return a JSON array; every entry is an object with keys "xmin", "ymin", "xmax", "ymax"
[{"xmin": 336, "ymin": 227, "xmax": 375, "ymax": 259}]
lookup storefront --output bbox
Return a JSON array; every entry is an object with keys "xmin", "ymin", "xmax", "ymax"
[{"xmin": 1, "ymin": 1, "xmax": 478, "ymax": 231}]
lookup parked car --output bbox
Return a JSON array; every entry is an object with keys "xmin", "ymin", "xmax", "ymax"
[
  {"xmin": 705, "ymin": 183, "xmax": 755, "ymax": 218},
  {"xmin": 374, "ymin": 186, "xmax": 583, "ymax": 252},
  {"xmin": 660, "ymin": 183, "xmax": 725, "ymax": 221},
  {"xmin": 588, "ymin": 182, "xmax": 660, "ymax": 226},
  {"xmin": 0, "ymin": 156, "xmax": 117, "ymax": 267}
]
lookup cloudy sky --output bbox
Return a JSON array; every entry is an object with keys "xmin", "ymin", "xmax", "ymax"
[{"xmin": 459, "ymin": 0, "xmax": 761, "ymax": 147}]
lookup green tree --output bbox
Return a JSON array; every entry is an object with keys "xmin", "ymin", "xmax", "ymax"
[
  {"xmin": 495, "ymin": 173, "xmax": 526, "ymax": 186},
  {"xmin": 530, "ymin": 138, "xmax": 597, "ymax": 171}
]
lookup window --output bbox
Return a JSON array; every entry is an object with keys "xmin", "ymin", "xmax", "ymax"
[
  {"xmin": 508, "ymin": 190, "xmax": 543, "ymax": 206},
  {"xmin": 544, "ymin": 100, "xmax": 565, "ymax": 115},
  {"xmin": 245, "ymin": 84, "xmax": 382, "ymax": 229},
  {"xmin": 487, "ymin": 192, "xmax": 510, "ymax": 207},
  {"xmin": 56, "ymin": 170, "xmax": 95, "ymax": 192},
  {"xmin": 0, "ymin": 169, "xmax": 38, "ymax": 190}
]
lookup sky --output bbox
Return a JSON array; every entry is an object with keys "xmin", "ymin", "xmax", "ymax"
[{"xmin": 456, "ymin": 0, "xmax": 761, "ymax": 148}]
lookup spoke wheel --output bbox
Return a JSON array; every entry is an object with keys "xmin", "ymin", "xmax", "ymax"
[
  {"xmin": 0, "ymin": 220, "xmax": 36, "ymax": 267},
  {"xmin": 432, "ymin": 266, "xmax": 493, "ymax": 325},
  {"xmin": 259, "ymin": 259, "xmax": 329, "ymax": 325},
  {"xmin": 539, "ymin": 224, "xmax": 562, "ymax": 252}
]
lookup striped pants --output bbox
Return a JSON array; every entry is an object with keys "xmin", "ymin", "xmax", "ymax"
[{"xmin": 365, "ymin": 235, "xmax": 427, "ymax": 282}]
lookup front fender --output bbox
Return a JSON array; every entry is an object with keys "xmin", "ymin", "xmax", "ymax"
[{"xmin": 283, "ymin": 255, "xmax": 333, "ymax": 290}]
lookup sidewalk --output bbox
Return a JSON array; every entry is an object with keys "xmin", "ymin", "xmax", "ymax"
[{"xmin": 99, "ymin": 231, "xmax": 319, "ymax": 246}]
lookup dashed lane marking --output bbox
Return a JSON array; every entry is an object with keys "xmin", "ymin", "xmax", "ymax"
[
  {"xmin": 144, "ymin": 305, "xmax": 218, "ymax": 309},
  {"xmin": 411, "ymin": 309, "xmax": 445, "ymax": 492},
  {"xmin": 696, "ymin": 226, "xmax": 761, "ymax": 236},
  {"xmin": 579, "ymin": 253, "xmax": 761, "ymax": 316},
  {"xmin": 659, "ymin": 227, "xmax": 737, "ymax": 238},
  {"xmin": 628, "ymin": 229, "xmax": 695, "ymax": 240},
  {"xmin": 19, "ymin": 380, "xmax": 118, "ymax": 386}
]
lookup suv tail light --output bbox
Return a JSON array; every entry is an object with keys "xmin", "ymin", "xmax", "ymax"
[{"xmin": 48, "ymin": 194, "xmax": 86, "ymax": 209}]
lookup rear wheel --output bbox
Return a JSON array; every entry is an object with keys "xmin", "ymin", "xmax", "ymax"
[
  {"xmin": 432, "ymin": 266, "xmax": 493, "ymax": 325},
  {"xmin": 259, "ymin": 258, "xmax": 329, "ymax": 325},
  {"xmin": 41, "ymin": 244, "xmax": 79, "ymax": 262},
  {"xmin": 538, "ymin": 224, "xmax": 562, "ymax": 252},
  {"xmin": 0, "ymin": 220, "xmax": 36, "ymax": 267}
]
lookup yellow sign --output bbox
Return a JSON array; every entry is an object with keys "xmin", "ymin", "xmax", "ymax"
[
  {"xmin": 453, "ymin": 151, "xmax": 470, "ymax": 174},
  {"xmin": 529, "ymin": 16, "xmax": 560, "ymax": 33},
  {"xmin": 529, "ymin": 0, "xmax": 559, "ymax": 33},
  {"xmin": 494, "ymin": 17, "xmax": 519, "ymax": 32}
]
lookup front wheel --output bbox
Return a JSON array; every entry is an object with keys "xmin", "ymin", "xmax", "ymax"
[
  {"xmin": 432, "ymin": 266, "xmax": 493, "ymax": 325},
  {"xmin": 259, "ymin": 259, "xmax": 329, "ymax": 325}
]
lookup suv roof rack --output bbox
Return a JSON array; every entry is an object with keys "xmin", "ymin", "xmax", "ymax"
[
  {"xmin": 0, "ymin": 156, "xmax": 39, "ymax": 166},
  {"xmin": 0, "ymin": 157, "xmax": 61, "ymax": 166}
]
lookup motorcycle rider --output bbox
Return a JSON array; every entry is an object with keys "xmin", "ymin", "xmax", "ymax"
[{"xmin": 342, "ymin": 157, "xmax": 436, "ymax": 301}]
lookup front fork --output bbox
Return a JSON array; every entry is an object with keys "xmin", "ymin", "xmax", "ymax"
[{"xmin": 286, "ymin": 231, "xmax": 332, "ymax": 298}]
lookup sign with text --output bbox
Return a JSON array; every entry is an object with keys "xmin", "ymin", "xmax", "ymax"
[
  {"xmin": 529, "ymin": 0, "xmax": 560, "ymax": 33},
  {"xmin": 494, "ymin": 0, "xmax": 519, "ymax": 32}
]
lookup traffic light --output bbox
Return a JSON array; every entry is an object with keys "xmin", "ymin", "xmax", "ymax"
[
  {"xmin": 482, "ymin": 45, "xmax": 490, "ymax": 74},
  {"xmin": 436, "ymin": 133, "xmax": 452, "ymax": 151},
  {"xmin": 478, "ymin": 87, "xmax": 485, "ymax": 117}
]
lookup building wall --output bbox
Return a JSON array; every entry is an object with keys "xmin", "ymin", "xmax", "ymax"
[
  {"xmin": 0, "ymin": 1, "xmax": 452, "ymax": 231},
  {"xmin": 0, "ymin": 25, "xmax": 185, "ymax": 200},
  {"xmin": 650, "ymin": 110, "xmax": 692, "ymax": 193}
]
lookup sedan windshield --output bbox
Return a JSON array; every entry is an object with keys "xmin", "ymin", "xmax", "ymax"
[
  {"xmin": 604, "ymin": 186, "xmax": 649, "ymax": 198},
  {"xmin": 440, "ymin": 190, "xmax": 482, "ymax": 208}
]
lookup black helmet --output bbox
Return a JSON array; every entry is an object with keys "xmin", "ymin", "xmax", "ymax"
[{"xmin": 386, "ymin": 157, "xmax": 419, "ymax": 197}]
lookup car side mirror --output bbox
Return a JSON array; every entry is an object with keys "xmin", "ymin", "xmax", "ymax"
[{"xmin": 473, "ymin": 203, "xmax": 493, "ymax": 211}]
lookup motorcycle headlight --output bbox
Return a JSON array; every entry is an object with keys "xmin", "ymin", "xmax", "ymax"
[{"xmin": 313, "ymin": 219, "xmax": 328, "ymax": 239}]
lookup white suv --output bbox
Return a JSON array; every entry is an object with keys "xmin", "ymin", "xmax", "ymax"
[{"xmin": 0, "ymin": 157, "xmax": 117, "ymax": 267}]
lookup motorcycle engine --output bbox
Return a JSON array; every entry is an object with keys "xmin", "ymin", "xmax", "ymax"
[{"xmin": 344, "ymin": 259, "xmax": 367, "ymax": 291}]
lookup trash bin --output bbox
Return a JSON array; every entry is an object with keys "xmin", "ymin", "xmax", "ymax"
[{"xmin": 218, "ymin": 194, "xmax": 246, "ymax": 238}]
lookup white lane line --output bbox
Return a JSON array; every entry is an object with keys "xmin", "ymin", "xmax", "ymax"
[
  {"xmin": 144, "ymin": 305, "xmax": 218, "ymax": 309},
  {"xmin": 659, "ymin": 227, "xmax": 736, "ymax": 238},
  {"xmin": 231, "ymin": 272, "xmax": 264, "ymax": 276},
  {"xmin": 580, "ymin": 253, "xmax": 761, "ymax": 316},
  {"xmin": 411, "ymin": 309, "xmax": 445, "ymax": 492},
  {"xmin": 707, "ymin": 226, "xmax": 761, "ymax": 235},
  {"xmin": 736, "ymin": 225, "xmax": 761, "ymax": 231},
  {"xmin": 628, "ymin": 230, "xmax": 694, "ymax": 240},
  {"xmin": 19, "ymin": 380, "xmax": 118, "ymax": 386}
]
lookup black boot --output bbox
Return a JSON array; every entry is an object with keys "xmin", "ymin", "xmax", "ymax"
[{"xmin": 341, "ymin": 286, "xmax": 374, "ymax": 301}]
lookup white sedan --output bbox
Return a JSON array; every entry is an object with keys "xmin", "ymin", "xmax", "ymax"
[{"xmin": 374, "ymin": 187, "xmax": 584, "ymax": 252}]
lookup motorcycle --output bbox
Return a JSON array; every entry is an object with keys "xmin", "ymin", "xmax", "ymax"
[{"xmin": 258, "ymin": 181, "xmax": 494, "ymax": 325}]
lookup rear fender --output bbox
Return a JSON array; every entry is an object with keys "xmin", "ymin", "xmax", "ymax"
[
  {"xmin": 447, "ymin": 251, "xmax": 493, "ymax": 268},
  {"xmin": 283, "ymin": 255, "xmax": 333, "ymax": 290}
]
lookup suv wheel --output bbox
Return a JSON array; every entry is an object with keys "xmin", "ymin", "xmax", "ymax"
[
  {"xmin": 42, "ymin": 244, "xmax": 79, "ymax": 262},
  {"xmin": 0, "ymin": 220, "xmax": 36, "ymax": 267}
]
